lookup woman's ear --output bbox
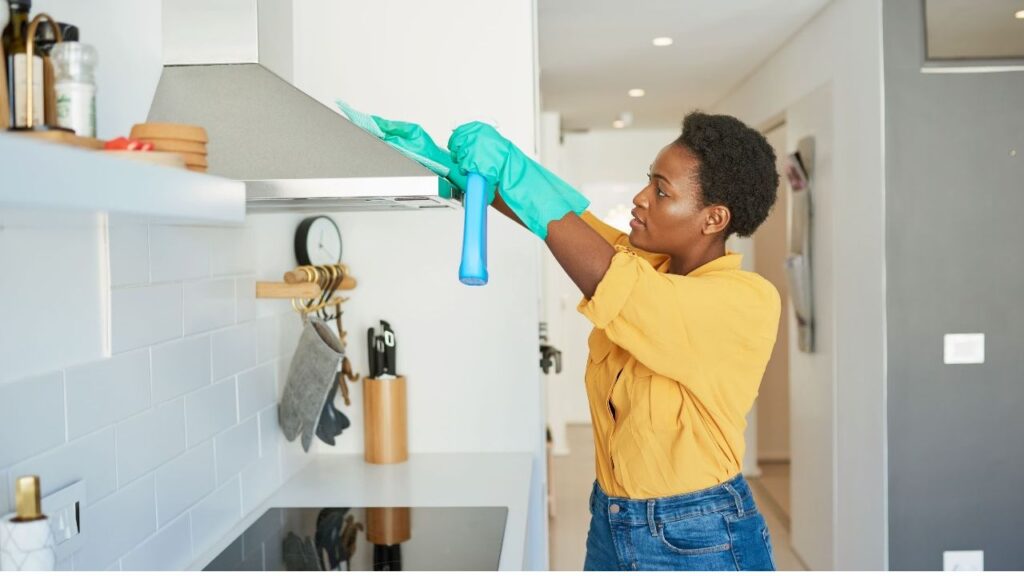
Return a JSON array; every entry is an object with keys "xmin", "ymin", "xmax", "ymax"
[{"xmin": 703, "ymin": 205, "xmax": 731, "ymax": 236}]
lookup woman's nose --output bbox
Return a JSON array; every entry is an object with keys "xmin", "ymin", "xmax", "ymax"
[{"xmin": 633, "ymin": 189, "xmax": 649, "ymax": 208}]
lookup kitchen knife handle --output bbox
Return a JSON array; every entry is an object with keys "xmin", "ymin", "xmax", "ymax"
[
  {"xmin": 368, "ymin": 328, "xmax": 378, "ymax": 378},
  {"xmin": 458, "ymin": 172, "xmax": 488, "ymax": 286},
  {"xmin": 384, "ymin": 329, "xmax": 396, "ymax": 376}
]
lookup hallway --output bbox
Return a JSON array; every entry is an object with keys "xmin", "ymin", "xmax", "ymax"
[{"xmin": 549, "ymin": 425, "xmax": 806, "ymax": 570}]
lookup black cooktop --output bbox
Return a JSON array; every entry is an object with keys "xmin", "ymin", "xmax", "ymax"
[{"xmin": 204, "ymin": 507, "xmax": 508, "ymax": 571}]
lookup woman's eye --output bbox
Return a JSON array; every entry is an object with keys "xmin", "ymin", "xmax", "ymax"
[{"xmin": 656, "ymin": 188, "xmax": 667, "ymax": 198}]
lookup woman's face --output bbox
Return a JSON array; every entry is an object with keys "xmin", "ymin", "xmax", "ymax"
[{"xmin": 628, "ymin": 143, "xmax": 720, "ymax": 255}]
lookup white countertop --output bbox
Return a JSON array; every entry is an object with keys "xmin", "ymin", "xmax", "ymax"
[{"xmin": 187, "ymin": 452, "xmax": 534, "ymax": 571}]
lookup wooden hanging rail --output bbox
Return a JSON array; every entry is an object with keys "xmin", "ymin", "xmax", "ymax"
[{"xmin": 256, "ymin": 265, "xmax": 357, "ymax": 300}]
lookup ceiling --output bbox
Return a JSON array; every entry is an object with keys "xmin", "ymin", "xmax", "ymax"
[{"xmin": 538, "ymin": 0, "xmax": 831, "ymax": 131}]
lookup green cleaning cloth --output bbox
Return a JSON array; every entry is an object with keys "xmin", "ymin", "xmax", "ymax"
[{"xmin": 335, "ymin": 100, "xmax": 466, "ymax": 197}]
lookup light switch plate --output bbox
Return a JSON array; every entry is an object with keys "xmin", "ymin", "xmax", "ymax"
[
  {"xmin": 944, "ymin": 550, "xmax": 983, "ymax": 571},
  {"xmin": 944, "ymin": 333, "xmax": 985, "ymax": 365},
  {"xmin": 40, "ymin": 481, "xmax": 86, "ymax": 561}
]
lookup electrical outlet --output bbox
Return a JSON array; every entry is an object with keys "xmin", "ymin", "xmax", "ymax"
[
  {"xmin": 944, "ymin": 333, "xmax": 985, "ymax": 365},
  {"xmin": 40, "ymin": 481, "xmax": 86, "ymax": 561},
  {"xmin": 944, "ymin": 550, "xmax": 984, "ymax": 571}
]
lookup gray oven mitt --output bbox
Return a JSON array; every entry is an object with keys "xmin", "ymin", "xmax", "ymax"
[{"xmin": 279, "ymin": 319, "xmax": 344, "ymax": 452}]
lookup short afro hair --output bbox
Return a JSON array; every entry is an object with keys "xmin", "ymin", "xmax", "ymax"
[{"xmin": 677, "ymin": 112, "xmax": 778, "ymax": 238}]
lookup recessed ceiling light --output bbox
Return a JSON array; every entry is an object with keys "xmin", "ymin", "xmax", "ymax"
[
  {"xmin": 652, "ymin": 37, "xmax": 673, "ymax": 47},
  {"xmin": 1016, "ymin": 9, "xmax": 1024, "ymax": 18},
  {"xmin": 628, "ymin": 88, "xmax": 646, "ymax": 98},
  {"xmin": 612, "ymin": 120, "xmax": 626, "ymax": 129}
]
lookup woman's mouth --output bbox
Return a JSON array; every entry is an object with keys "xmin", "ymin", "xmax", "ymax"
[{"xmin": 630, "ymin": 210, "xmax": 646, "ymax": 230}]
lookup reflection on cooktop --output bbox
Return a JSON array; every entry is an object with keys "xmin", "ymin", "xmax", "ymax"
[{"xmin": 204, "ymin": 507, "xmax": 508, "ymax": 571}]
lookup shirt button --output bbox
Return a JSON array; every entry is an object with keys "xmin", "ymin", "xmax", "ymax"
[{"xmin": 609, "ymin": 503, "xmax": 621, "ymax": 514}]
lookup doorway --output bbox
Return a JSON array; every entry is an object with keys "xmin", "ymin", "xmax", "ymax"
[{"xmin": 751, "ymin": 123, "xmax": 793, "ymax": 527}]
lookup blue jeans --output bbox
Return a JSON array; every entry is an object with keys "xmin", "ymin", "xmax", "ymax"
[{"xmin": 583, "ymin": 475, "xmax": 776, "ymax": 571}]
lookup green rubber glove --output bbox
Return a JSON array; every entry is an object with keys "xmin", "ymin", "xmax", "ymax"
[
  {"xmin": 335, "ymin": 101, "xmax": 465, "ymax": 196},
  {"xmin": 447, "ymin": 122, "xmax": 590, "ymax": 239}
]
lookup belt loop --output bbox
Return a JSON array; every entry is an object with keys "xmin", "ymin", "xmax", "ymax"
[
  {"xmin": 647, "ymin": 500, "xmax": 658, "ymax": 537},
  {"xmin": 723, "ymin": 482, "xmax": 745, "ymax": 516}
]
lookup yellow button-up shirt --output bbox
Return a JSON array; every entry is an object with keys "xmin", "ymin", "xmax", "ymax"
[{"xmin": 578, "ymin": 213, "xmax": 780, "ymax": 499}]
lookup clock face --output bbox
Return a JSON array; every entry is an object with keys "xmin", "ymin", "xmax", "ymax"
[{"xmin": 296, "ymin": 216, "xmax": 342, "ymax": 266}]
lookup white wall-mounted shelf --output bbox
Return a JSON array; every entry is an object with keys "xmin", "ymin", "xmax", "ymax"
[{"xmin": 0, "ymin": 134, "xmax": 245, "ymax": 224}]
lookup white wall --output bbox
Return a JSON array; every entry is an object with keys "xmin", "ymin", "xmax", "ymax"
[
  {"xmin": 537, "ymin": 126, "xmax": 678, "ymax": 454},
  {"xmin": 713, "ymin": 0, "xmax": 887, "ymax": 569},
  {"xmin": 284, "ymin": 0, "xmax": 548, "ymax": 569}
]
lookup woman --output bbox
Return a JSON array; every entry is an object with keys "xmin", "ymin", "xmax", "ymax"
[{"xmin": 366, "ymin": 109, "xmax": 780, "ymax": 571}]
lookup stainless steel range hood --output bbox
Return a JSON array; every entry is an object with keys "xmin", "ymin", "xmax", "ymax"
[{"xmin": 147, "ymin": 63, "xmax": 457, "ymax": 212}]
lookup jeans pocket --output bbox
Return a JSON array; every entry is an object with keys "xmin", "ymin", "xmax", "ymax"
[
  {"xmin": 726, "ymin": 512, "xmax": 776, "ymax": 571},
  {"xmin": 657, "ymin": 514, "xmax": 732, "ymax": 555}
]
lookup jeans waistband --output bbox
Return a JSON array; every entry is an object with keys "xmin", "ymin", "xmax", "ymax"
[{"xmin": 593, "ymin": 474, "xmax": 756, "ymax": 526}]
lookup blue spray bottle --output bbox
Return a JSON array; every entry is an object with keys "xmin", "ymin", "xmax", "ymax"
[{"xmin": 458, "ymin": 172, "xmax": 488, "ymax": 286}]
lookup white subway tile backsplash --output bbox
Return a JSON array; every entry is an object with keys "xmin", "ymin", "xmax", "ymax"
[
  {"xmin": 9, "ymin": 428, "xmax": 117, "ymax": 505},
  {"xmin": 152, "ymin": 335, "xmax": 211, "ymax": 404},
  {"xmin": 190, "ymin": 476, "xmax": 242, "ymax": 559},
  {"xmin": 155, "ymin": 442, "xmax": 215, "ymax": 527},
  {"xmin": 111, "ymin": 284, "xmax": 183, "ymax": 353},
  {"xmin": 238, "ymin": 364, "xmax": 276, "ymax": 421},
  {"xmin": 120, "ymin": 513, "xmax": 192, "ymax": 571},
  {"xmin": 240, "ymin": 453, "xmax": 280, "ymax": 516},
  {"xmin": 66, "ymin": 350, "xmax": 151, "ymax": 440},
  {"xmin": 236, "ymin": 277, "xmax": 257, "ymax": 323},
  {"xmin": 2, "ymin": 216, "xmax": 302, "ymax": 570},
  {"xmin": 281, "ymin": 317, "xmax": 304, "ymax": 356},
  {"xmin": 0, "ymin": 372, "xmax": 65, "ymax": 469},
  {"xmin": 74, "ymin": 475, "xmax": 156, "ymax": 570},
  {"xmin": 214, "ymin": 418, "xmax": 259, "ymax": 484},
  {"xmin": 276, "ymin": 355, "xmax": 292, "ymax": 398},
  {"xmin": 258, "ymin": 406, "xmax": 280, "ymax": 458},
  {"xmin": 184, "ymin": 279, "xmax": 235, "ymax": 335},
  {"xmin": 212, "ymin": 324, "xmax": 258, "ymax": 382},
  {"xmin": 279, "ymin": 431, "xmax": 308, "ymax": 482},
  {"xmin": 108, "ymin": 219, "xmax": 148, "ymax": 287},
  {"xmin": 185, "ymin": 378, "xmax": 237, "ymax": 447},
  {"xmin": 210, "ymin": 228, "xmax": 256, "ymax": 277},
  {"xmin": 0, "ymin": 470, "xmax": 9, "ymax": 516},
  {"xmin": 256, "ymin": 316, "xmax": 281, "ymax": 363},
  {"xmin": 116, "ymin": 399, "xmax": 186, "ymax": 487},
  {"xmin": 0, "ymin": 212, "xmax": 106, "ymax": 384},
  {"xmin": 150, "ymin": 226, "xmax": 210, "ymax": 283}
]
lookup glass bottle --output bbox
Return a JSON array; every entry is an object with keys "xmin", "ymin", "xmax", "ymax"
[
  {"xmin": 51, "ymin": 29, "xmax": 96, "ymax": 137},
  {"xmin": 4, "ymin": 0, "xmax": 42, "ymax": 128}
]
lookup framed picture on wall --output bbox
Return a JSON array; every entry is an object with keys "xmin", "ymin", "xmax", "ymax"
[{"xmin": 785, "ymin": 152, "xmax": 809, "ymax": 192}]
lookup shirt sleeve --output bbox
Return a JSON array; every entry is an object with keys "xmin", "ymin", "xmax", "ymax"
[
  {"xmin": 577, "ymin": 247, "xmax": 779, "ymax": 396},
  {"xmin": 581, "ymin": 211, "xmax": 629, "ymax": 246}
]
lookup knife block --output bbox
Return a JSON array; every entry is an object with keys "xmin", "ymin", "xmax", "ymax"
[
  {"xmin": 367, "ymin": 507, "xmax": 411, "ymax": 545},
  {"xmin": 363, "ymin": 376, "xmax": 408, "ymax": 464}
]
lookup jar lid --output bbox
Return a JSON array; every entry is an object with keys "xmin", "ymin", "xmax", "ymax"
[{"xmin": 14, "ymin": 475, "xmax": 45, "ymax": 522}]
